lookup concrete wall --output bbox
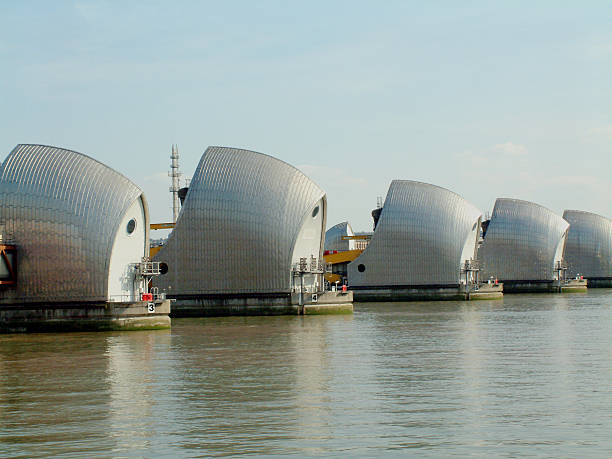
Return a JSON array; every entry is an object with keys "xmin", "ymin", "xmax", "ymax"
[{"xmin": 0, "ymin": 300, "xmax": 171, "ymax": 333}]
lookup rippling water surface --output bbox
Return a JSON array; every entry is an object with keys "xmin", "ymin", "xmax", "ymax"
[{"xmin": 2, "ymin": 291, "xmax": 612, "ymax": 457}]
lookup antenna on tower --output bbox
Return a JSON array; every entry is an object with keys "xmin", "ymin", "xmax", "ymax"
[{"xmin": 169, "ymin": 144, "xmax": 182, "ymax": 223}]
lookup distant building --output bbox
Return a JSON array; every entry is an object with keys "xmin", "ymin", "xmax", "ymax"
[
  {"xmin": 562, "ymin": 210, "xmax": 612, "ymax": 287},
  {"xmin": 478, "ymin": 198, "xmax": 568, "ymax": 292},
  {"xmin": 348, "ymin": 180, "xmax": 483, "ymax": 300},
  {"xmin": 0, "ymin": 144, "xmax": 169, "ymax": 331},
  {"xmin": 353, "ymin": 232, "xmax": 372, "ymax": 251},
  {"xmin": 323, "ymin": 221, "xmax": 363, "ymax": 286},
  {"xmin": 153, "ymin": 146, "xmax": 330, "ymax": 315},
  {"xmin": 325, "ymin": 221, "xmax": 356, "ymax": 252}
]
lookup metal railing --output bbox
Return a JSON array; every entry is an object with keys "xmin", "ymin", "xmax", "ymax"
[
  {"xmin": 137, "ymin": 260, "xmax": 163, "ymax": 276},
  {"xmin": 292, "ymin": 256, "xmax": 326, "ymax": 274}
]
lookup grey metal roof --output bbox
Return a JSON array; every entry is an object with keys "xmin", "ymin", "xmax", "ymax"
[
  {"xmin": 0, "ymin": 144, "xmax": 146, "ymax": 303},
  {"xmin": 562, "ymin": 210, "xmax": 612, "ymax": 278},
  {"xmin": 325, "ymin": 221, "xmax": 355, "ymax": 252},
  {"xmin": 348, "ymin": 180, "xmax": 482, "ymax": 287},
  {"xmin": 478, "ymin": 198, "xmax": 568, "ymax": 281},
  {"xmin": 153, "ymin": 146, "xmax": 326, "ymax": 295}
]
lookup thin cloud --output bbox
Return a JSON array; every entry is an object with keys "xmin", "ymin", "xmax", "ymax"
[
  {"xmin": 587, "ymin": 125, "xmax": 612, "ymax": 139},
  {"xmin": 454, "ymin": 141, "xmax": 528, "ymax": 168},
  {"xmin": 539, "ymin": 174, "xmax": 610, "ymax": 194},
  {"xmin": 73, "ymin": 0, "xmax": 106, "ymax": 22},
  {"xmin": 454, "ymin": 150, "xmax": 484, "ymax": 168},
  {"xmin": 492, "ymin": 142, "xmax": 528, "ymax": 156}
]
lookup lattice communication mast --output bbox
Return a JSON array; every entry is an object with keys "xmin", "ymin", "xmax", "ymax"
[{"xmin": 169, "ymin": 144, "xmax": 182, "ymax": 223}]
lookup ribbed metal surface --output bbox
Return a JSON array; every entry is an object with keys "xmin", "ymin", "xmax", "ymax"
[
  {"xmin": 0, "ymin": 144, "xmax": 145, "ymax": 303},
  {"xmin": 563, "ymin": 210, "xmax": 612, "ymax": 278},
  {"xmin": 153, "ymin": 146, "xmax": 326, "ymax": 295},
  {"xmin": 348, "ymin": 180, "xmax": 482, "ymax": 287},
  {"xmin": 325, "ymin": 221, "xmax": 355, "ymax": 252},
  {"xmin": 478, "ymin": 199, "xmax": 569, "ymax": 281}
]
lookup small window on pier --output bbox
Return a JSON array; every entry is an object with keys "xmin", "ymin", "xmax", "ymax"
[{"xmin": 127, "ymin": 218, "xmax": 137, "ymax": 234}]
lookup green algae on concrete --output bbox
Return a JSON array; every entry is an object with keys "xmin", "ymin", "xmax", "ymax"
[{"xmin": 304, "ymin": 303, "xmax": 353, "ymax": 315}]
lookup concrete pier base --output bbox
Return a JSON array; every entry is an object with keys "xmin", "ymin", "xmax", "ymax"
[
  {"xmin": 468, "ymin": 283, "xmax": 504, "ymax": 300},
  {"xmin": 561, "ymin": 279, "xmax": 588, "ymax": 293},
  {"xmin": 500, "ymin": 281, "xmax": 560, "ymax": 293},
  {"xmin": 501, "ymin": 279, "xmax": 588, "ymax": 294},
  {"xmin": 352, "ymin": 284, "xmax": 504, "ymax": 302},
  {"xmin": 169, "ymin": 292, "xmax": 353, "ymax": 317},
  {"xmin": 352, "ymin": 285, "xmax": 467, "ymax": 302},
  {"xmin": 586, "ymin": 278, "xmax": 612, "ymax": 288},
  {"xmin": 295, "ymin": 291, "xmax": 354, "ymax": 315},
  {"xmin": 0, "ymin": 300, "xmax": 171, "ymax": 333}
]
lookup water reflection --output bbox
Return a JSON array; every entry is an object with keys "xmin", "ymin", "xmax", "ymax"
[
  {"xmin": 1, "ymin": 293, "xmax": 612, "ymax": 456},
  {"xmin": 0, "ymin": 333, "xmax": 114, "ymax": 457},
  {"xmin": 105, "ymin": 330, "xmax": 173, "ymax": 456},
  {"xmin": 159, "ymin": 315, "xmax": 358, "ymax": 456},
  {"xmin": 457, "ymin": 303, "xmax": 487, "ymax": 445}
]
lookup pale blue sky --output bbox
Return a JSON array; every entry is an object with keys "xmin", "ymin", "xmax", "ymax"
[{"xmin": 1, "ymin": 1, "xmax": 611, "ymax": 231}]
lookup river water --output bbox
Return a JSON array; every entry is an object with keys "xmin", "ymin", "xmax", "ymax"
[{"xmin": 2, "ymin": 291, "xmax": 612, "ymax": 457}]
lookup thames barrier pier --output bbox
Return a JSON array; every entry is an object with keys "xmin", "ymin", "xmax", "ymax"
[
  {"xmin": 346, "ymin": 180, "xmax": 501, "ymax": 301},
  {"xmin": 477, "ymin": 198, "xmax": 579, "ymax": 293},
  {"xmin": 563, "ymin": 210, "xmax": 612, "ymax": 288},
  {"xmin": 0, "ymin": 145, "xmax": 171, "ymax": 332},
  {"xmin": 152, "ymin": 146, "xmax": 353, "ymax": 316}
]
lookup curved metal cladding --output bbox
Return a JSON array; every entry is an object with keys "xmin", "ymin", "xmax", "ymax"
[
  {"xmin": 562, "ymin": 210, "xmax": 612, "ymax": 278},
  {"xmin": 325, "ymin": 221, "xmax": 355, "ymax": 252},
  {"xmin": 478, "ymin": 199, "xmax": 569, "ymax": 281},
  {"xmin": 348, "ymin": 180, "xmax": 482, "ymax": 287},
  {"xmin": 154, "ymin": 146, "xmax": 326, "ymax": 295},
  {"xmin": 0, "ymin": 144, "xmax": 146, "ymax": 303}
]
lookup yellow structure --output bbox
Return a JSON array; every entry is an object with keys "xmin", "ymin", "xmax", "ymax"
[
  {"xmin": 323, "ymin": 249, "xmax": 363, "ymax": 284},
  {"xmin": 324, "ymin": 249, "xmax": 363, "ymax": 264},
  {"xmin": 150, "ymin": 222, "xmax": 175, "ymax": 230},
  {"xmin": 341, "ymin": 234, "xmax": 370, "ymax": 241},
  {"xmin": 150, "ymin": 223, "xmax": 175, "ymax": 257}
]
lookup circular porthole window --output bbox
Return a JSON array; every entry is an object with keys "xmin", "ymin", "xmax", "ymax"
[
  {"xmin": 358, "ymin": 264, "xmax": 366, "ymax": 272},
  {"xmin": 160, "ymin": 262, "xmax": 169, "ymax": 275},
  {"xmin": 312, "ymin": 206, "xmax": 320, "ymax": 218},
  {"xmin": 126, "ymin": 218, "xmax": 137, "ymax": 234}
]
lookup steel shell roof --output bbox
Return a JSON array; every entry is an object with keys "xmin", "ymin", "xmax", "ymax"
[
  {"xmin": 325, "ymin": 221, "xmax": 355, "ymax": 252},
  {"xmin": 478, "ymin": 198, "xmax": 569, "ymax": 281},
  {"xmin": 563, "ymin": 210, "xmax": 612, "ymax": 279},
  {"xmin": 153, "ymin": 146, "xmax": 325, "ymax": 295},
  {"xmin": 0, "ymin": 144, "xmax": 145, "ymax": 303},
  {"xmin": 348, "ymin": 180, "xmax": 482, "ymax": 287}
]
